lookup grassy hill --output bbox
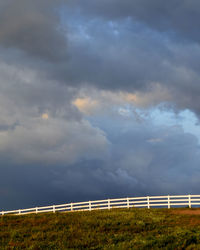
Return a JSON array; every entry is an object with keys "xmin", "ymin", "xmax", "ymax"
[{"xmin": 1, "ymin": 207, "xmax": 200, "ymax": 249}]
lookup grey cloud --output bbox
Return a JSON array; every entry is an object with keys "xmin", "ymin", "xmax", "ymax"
[
  {"xmin": 0, "ymin": 0, "xmax": 67, "ymax": 61},
  {"xmin": 61, "ymin": 1, "xmax": 200, "ymax": 116},
  {"xmin": 1, "ymin": 0, "xmax": 200, "ymax": 116},
  {"xmin": 0, "ymin": 58, "xmax": 80, "ymax": 121},
  {"xmin": 68, "ymin": 0, "xmax": 200, "ymax": 43},
  {"xmin": 1, "ymin": 114, "xmax": 200, "ymax": 210},
  {"xmin": 0, "ymin": 119, "xmax": 108, "ymax": 166},
  {"xmin": 59, "ymin": 18, "xmax": 172, "ymax": 91},
  {"xmin": 0, "ymin": 122, "xmax": 18, "ymax": 132},
  {"xmin": 0, "ymin": 59, "xmax": 108, "ymax": 167},
  {"xmin": 60, "ymin": 15, "xmax": 200, "ymax": 115}
]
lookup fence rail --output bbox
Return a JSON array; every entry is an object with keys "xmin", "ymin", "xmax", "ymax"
[{"xmin": 1, "ymin": 194, "xmax": 200, "ymax": 216}]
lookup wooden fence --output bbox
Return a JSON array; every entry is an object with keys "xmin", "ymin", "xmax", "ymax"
[{"xmin": 1, "ymin": 194, "xmax": 200, "ymax": 216}]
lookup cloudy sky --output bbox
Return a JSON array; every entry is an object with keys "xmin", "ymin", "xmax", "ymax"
[{"xmin": 1, "ymin": 0, "xmax": 200, "ymax": 210}]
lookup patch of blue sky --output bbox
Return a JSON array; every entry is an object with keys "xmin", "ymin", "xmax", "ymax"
[
  {"xmin": 150, "ymin": 107, "xmax": 200, "ymax": 143},
  {"xmin": 87, "ymin": 103, "xmax": 200, "ymax": 144}
]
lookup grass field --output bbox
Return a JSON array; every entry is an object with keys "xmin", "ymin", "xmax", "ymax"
[{"xmin": 1, "ymin": 207, "xmax": 200, "ymax": 249}]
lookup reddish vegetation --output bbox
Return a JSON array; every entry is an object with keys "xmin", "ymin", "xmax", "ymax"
[
  {"xmin": 172, "ymin": 209, "xmax": 200, "ymax": 215},
  {"xmin": 170, "ymin": 209, "xmax": 200, "ymax": 226}
]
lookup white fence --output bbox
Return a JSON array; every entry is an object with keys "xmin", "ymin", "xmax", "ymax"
[{"xmin": 1, "ymin": 194, "xmax": 200, "ymax": 216}]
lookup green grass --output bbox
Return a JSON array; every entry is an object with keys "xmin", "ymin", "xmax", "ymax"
[{"xmin": 1, "ymin": 208, "xmax": 200, "ymax": 249}]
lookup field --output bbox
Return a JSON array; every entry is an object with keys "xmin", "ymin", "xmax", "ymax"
[{"xmin": 1, "ymin": 208, "xmax": 200, "ymax": 249}]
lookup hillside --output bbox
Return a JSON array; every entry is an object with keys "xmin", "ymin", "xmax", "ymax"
[{"xmin": 1, "ymin": 208, "xmax": 200, "ymax": 249}]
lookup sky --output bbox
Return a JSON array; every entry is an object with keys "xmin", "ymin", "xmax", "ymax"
[{"xmin": 1, "ymin": 0, "xmax": 200, "ymax": 210}]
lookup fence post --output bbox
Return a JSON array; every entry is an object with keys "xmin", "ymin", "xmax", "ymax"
[
  {"xmin": 108, "ymin": 199, "xmax": 110, "ymax": 210},
  {"xmin": 89, "ymin": 201, "xmax": 92, "ymax": 211},
  {"xmin": 188, "ymin": 194, "xmax": 191, "ymax": 208},
  {"xmin": 18, "ymin": 209, "xmax": 21, "ymax": 215},
  {"xmin": 147, "ymin": 196, "xmax": 150, "ymax": 209},
  {"xmin": 53, "ymin": 205, "xmax": 55, "ymax": 213},
  {"xmin": 127, "ymin": 198, "xmax": 130, "ymax": 209},
  {"xmin": 71, "ymin": 203, "xmax": 73, "ymax": 212},
  {"xmin": 36, "ymin": 207, "xmax": 38, "ymax": 214},
  {"xmin": 168, "ymin": 195, "xmax": 170, "ymax": 209}
]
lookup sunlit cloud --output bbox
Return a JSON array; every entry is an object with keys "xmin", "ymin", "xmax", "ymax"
[
  {"xmin": 73, "ymin": 97, "xmax": 98, "ymax": 115},
  {"xmin": 124, "ymin": 83, "xmax": 171, "ymax": 108},
  {"xmin": 41, "ymin": 113, "xmax": 49, "ymax": 120}
]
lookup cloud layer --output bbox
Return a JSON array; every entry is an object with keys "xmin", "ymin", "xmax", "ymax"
[{"xmin": 0, "ymin": 0, "xmax": 200, "ymax": 209}]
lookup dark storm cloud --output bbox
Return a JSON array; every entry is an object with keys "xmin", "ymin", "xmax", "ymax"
[
  {"xmin": 0, "ymin": 122, "xmax": 18, "ymax": 132},
  {"xmin": 1, "ymin": 115, "xmax": 200, "ymax": 210},
  {"xmin": 0, "ymin": 58, "xmax": 108, "ymax": 169},
  {"xmin": 60, "ymin": 20, "xmax": 170, "ymax": 91},
  {"xmin": 0, "ymin": 0, "xmax": 67, "ymax": 61},
  {"xmin": 1, "ymin": 0, "xmax": 200, "ymax": 116},
  {"xmin": 1, "ymin": 0, "xmax": 200, "ymax": 211},
  {"xmin": 61, "ymin": 1, "xmax": 200, "ymax": 116},
  {"xmin": 59, "ymin": 14, "xmax": 200, "ymax": 116},
  {"xmin": 68, "ymin": 0, "xmax": 200, "ymax": 43}
]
